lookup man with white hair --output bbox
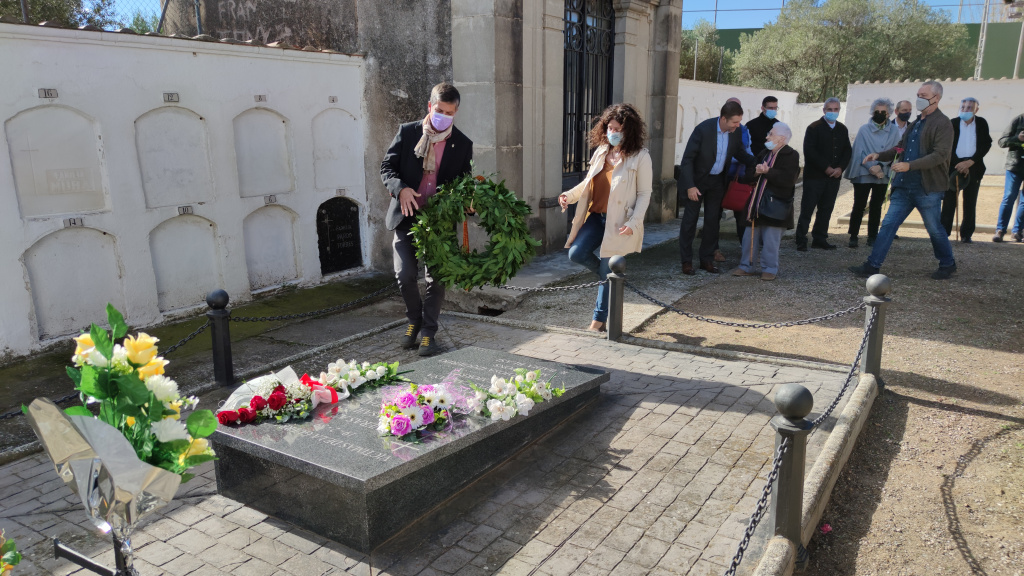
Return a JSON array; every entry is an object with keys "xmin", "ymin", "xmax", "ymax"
[
  {"xmin": 852, "ymin": 80, "xmax": 956, "ymax": 279},
  {"xmin": 797, "ymin": 97, "xmax": 852, "ymax": 251},
  {"xmin": 941, "ymin": 97, "xmax": 992, "ymax": 243}
]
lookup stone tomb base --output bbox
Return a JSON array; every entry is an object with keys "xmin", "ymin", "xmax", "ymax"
[{"xmin": 211, "ymin": 347, "xmax": 607, "ymax": 553}]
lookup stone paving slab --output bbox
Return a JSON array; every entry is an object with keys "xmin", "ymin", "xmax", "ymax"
[{"xmin": 0, "ymin": 315, "xmax": 851, "ymax": 576}]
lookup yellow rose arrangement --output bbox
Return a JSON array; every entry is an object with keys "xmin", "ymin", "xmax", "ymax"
[{"xmin": 61, "ymin": 304, "xmax": 218, "ymax": 482}]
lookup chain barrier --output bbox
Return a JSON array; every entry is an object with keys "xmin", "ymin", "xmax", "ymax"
[
  {"xmin": 0, "ymin": 391, "xmax": 80, "ymax": 421},
  {"xmin": 625, "ymin": 281, "xmax": 865, "ymax": 329},
  {"xmin": 493, "ymin": 279, "xmax": 607, "ymax": 292},
  {"xmin": 162, "ymin": 320, "xmax": 211, "ymax": 356},
  {"xmin": 723, "ymin": 436, "xmax": 791, "ymax": 576},
  {"xmin": 810, "ymin": 306, "xmax": 877, "ymax": 428},
  {"xmin": 229, "ymin": 283, "xmax": 399, "ymax": 323}
]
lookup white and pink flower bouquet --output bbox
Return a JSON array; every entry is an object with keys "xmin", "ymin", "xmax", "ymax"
[
  {"xmin": 377, "ymin": 383, "xmax": 455, "ymax": 439},
  {"xmin": 467, "ymin": 369, "xmax": 564, "ymax": 421},
  {"xmin": 316, "ymin": 359, "xmax": 410, "ymax": 393}
]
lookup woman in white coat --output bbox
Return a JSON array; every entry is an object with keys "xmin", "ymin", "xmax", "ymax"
[{"xmin": 559, "ymin": 103, "xmax": 653, "ymax": 331}]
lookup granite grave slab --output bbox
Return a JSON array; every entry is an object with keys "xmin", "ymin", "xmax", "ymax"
[{"xmin": 211, "ymin": 346, "xmax": 607, "ymax": 552}]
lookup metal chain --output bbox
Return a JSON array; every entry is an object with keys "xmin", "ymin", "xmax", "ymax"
[
  {"xmin": 493, "ymin": 279, "xmax": 607, "ymax": 292},
  {"xmin": 230, "ymin": 283, "xmax": 398, "ymax": 323},
  {"xmin": 723, "ymin": 436, "xmax": 791, "ymax": 576},
  {"xmin": 625, "ymin": 281, "xmax": 866, "ymax": 329},
  {"xmin": 811, "ymin": 306, "xmax": 877, "ymax": 428},
  {"xmin": 162, "ymin": 320, "xmax": 211, "ymax": 356},
  {"xmin": 0, "ymin": 391, "xmax": 80, "ymax": 421}
]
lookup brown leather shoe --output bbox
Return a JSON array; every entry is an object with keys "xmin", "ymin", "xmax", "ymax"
[
  {"xmin": 760, "ymin": 272, "xmax": 777, "ymax": 281},
  {"xmin": 732, "ymin": 268, "xmax": 758, "ymax": 277},
  {"xmin": 681, "ymin": 262, "xmax": 695, "ymax": 275},
  {"xmin": 713, "ymin": 249, "xmax": 726, "ymax": 262},
  {"xmin": 699, "ymin": 261, "xmax": 721, "ymax": 274}
]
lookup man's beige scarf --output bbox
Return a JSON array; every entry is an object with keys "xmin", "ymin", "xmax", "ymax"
[{"xmin": 414, "ymin": 114, "xmax": 452, "ymax": 173}]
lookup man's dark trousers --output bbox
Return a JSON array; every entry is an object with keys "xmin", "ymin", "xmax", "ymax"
[
  {"xmin": 393, "ymin": 224, "xmax": 443, "ymax": 338},
  {"xmin": 679, "ymin": 175, "xmax": 726, "ymax": 265},
  {"xmin": 796, "ymin": 177, "xmax": 841, "ymax": 246},
  {"xmin": 941, "ymin": 162, "xmax": 984, "ymax": 240}
]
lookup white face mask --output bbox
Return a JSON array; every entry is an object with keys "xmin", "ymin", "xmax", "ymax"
[
  {"xmin": 916, "ymin": 97, "xmax": 931, "ymax": 112},
  {"xmin": 764, "ymin": 140, "xmax": 777, "ymax": 150}
]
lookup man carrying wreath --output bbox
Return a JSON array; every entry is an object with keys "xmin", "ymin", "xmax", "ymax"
[{"xmin": 381, "ymin": 82, "xmax": 473, "ymax": 356}]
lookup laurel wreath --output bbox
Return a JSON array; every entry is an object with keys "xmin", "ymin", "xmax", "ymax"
[{"xmin": 411, "ymin": 173, "xmax": 541, "ymax": 290}]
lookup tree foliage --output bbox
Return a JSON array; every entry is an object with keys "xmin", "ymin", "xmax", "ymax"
[
  {"xmin": 1, "ymin": 0, "xmax": 126, "ymax": 29},
  {"xmin": 733, "ymin": 0, "xmax": 971, "ymax": 102},
  {"xmin": 679, "ymin": 19, "xmax": 736, "ymax": 84}
]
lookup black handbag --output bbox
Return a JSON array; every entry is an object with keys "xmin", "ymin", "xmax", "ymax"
[{"xmin": 756, "ymin": 191, "xmax": 791, "ymax": 221}]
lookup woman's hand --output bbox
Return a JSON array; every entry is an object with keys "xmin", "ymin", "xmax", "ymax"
[
  {"xmin": 755, "ymin": 162, "xmax": 770, "ymax": 175},
  {"xmin": 618, "ymin": 225, "xmax": 633, "ymax": 236},
  {"xmin": 868, "ymin": 165, "xmax": 884, "ymax": 178},
  {"xmin": 558, "ymin": 194, "xmax": 569, "ymax": 212}
]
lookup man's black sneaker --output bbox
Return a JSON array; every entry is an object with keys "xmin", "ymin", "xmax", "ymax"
[
  {"xmin": 848, "ymin": 236, "xmax": 858, "ymax": 248},
  {"xmin": 796, "ymin": 243, "xmax": 808, "ymax": 252},
  {"xmin": 849, "ymin": 263, "xmax": 880, "ymax": 278},
  {"xmin": 418, "ymin": 336, "xmax": 441, "ymax": 357},
  {"xmin": 400, "ymin": 324, "xmax": 420, "ymax": 349},
  {"xmin": 931, "ymin": 265, "xmax": 956, "ymax": 280},
  {"xmin": 811, "ymin": 241, "xmax": 838, "ymax": 250}
]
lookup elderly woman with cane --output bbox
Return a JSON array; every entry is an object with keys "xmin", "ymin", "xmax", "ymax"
[
  {"xmin": 731, "ymin": 123, "xmax": 800, "ymax": 281},
  {"xmin": 559, "ymin": 103, "xmax": 652, "ymax": 331},
  {"xmin": 844, "ymin": 98, "xmax": 901, "ymax": 247}
]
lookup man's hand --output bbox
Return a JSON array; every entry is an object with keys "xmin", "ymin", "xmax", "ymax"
[
  {"xmin": 687, "ymin": 187, "xmax": 701, "ymax": 202},
  {"xmin": 618, "ymin": 225, "xmax": 633, "ymax": 236},
  {"xmin": 862, "ymin": 153, "xmax": 879, "ymax": 164},
  {"xmin": 954, "ymin": 160, "xmax": 974, "ymax": 174},
  {"xmin": 558, "ymin": 193, "xmax": 569, "ymax": 212},
  {"xmin": 891, "ymin": 162, "xmax": 910, "ymax": 173},
  {"xmin": 755, "ymin": 162, "xmax": 770, "ymax": 175},
  {"xmin": 399, "ymin": 187, "xmax": 421, "ymax": 217}
]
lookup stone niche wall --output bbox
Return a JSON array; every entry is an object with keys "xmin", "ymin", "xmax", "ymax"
[{"xmin": 0, "ymin": 23, "xmax": 366, "ymax": 356}]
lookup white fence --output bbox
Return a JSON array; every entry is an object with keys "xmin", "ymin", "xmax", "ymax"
[{"xmin": 0, "ymin": 24, "xmax": 366, "ymax": 358}]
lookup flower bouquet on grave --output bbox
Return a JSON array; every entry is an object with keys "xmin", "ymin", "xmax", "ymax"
[
  {"xmin": 315, "ymin": 358, "xmax": 411, "ymax": 393},
  {"xmin": 57, "ymin": 304, "xmax": 218, "ymax": 483},
  {"xmin": 218, "ymin": 367, "xmax": 325, "ymax": 425},
  {"xmin": 377, "ymin": 383, "xmax": 457, "ymax": 439},
  {"xmin": 466, "ymin": 369, "xmax": 565, "ymax": 421}
]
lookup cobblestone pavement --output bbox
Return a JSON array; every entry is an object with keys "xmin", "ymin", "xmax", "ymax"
[{"xmin": 0, "ymin": 315, "xmax": 853, "ymax": 576}]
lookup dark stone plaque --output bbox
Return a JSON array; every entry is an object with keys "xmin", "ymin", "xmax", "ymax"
[
  {"xmin": 316, "ymin": 197, "xmax": 362, "ymax": 275},
  {"xmin": 211, "ymin": 347, "xmax": 606, "ymax": 552}
]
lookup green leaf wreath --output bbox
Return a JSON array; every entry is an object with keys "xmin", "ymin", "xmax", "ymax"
[{"xmin": 411, "ymin": 172, "xmax": 541, "ymax": 290}]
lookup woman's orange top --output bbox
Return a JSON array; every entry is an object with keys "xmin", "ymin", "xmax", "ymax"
[{"xmin": 588, "ymin": 161, "xmax": 614, "ymax": 214}]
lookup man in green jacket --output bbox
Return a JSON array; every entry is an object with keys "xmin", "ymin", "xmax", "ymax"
[{"xmin": 850, "ymin": 81, "xmax": 956, "ymax": 280}]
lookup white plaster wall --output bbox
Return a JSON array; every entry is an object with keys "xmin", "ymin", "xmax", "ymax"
[
  {"xmin": 0, "ymin": 24, "xmax": 365, "ymax": 357},
  {"xmin": 787, "ymin": 103, "xmax": 849, "ymax": 163},
  {"xmin": 847, "ymin": 78, "xmax": 1024, "ymax": 175},
  {"xmin": 675, "ymin": 80, "xmax": 799, "ymax": 163}
]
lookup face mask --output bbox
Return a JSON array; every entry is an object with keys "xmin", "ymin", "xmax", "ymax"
[
  {"xmin": 430, "ymin": 110, "xmax": 453, "ymax": 131},
  {"xmin": 916, "ymin": 97, "xmax": 931, "ymax": 112},
  {"xmin": 607, "ymin": 130, "xmax": 623, "ymax": 147},
  {"xmin": 872, "ymin": 111, "xmax": 888, "ymax": 125},
  {"xmin": 764, "ymin": 140, "xmax": 777, "ymax": 150},
  {"xmin": 765, "ymin": 110, "xmax": 777, "ymax": 120},
  {"xmin": 824, "ymin": 112, "xmax": 839, "ymax": 123},
  {"xmin": 959, "ymin": 111, "xmax": 974, "ymax": 122},
  {"xmin": 897, "ymin": 112, "xmax": 911, "ymax": 122}
]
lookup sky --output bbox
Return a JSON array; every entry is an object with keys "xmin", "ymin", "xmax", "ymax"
[{"xmin": 681, "ymin": 0, "xmax": 999, "ymax": 29}]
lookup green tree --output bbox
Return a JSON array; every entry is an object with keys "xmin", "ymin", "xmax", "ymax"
[
  {"xmin": 679, "ymin": 19, "xmax": 736, "ymax": 84},
  {"xmin": 733, "ymin": 0, "xmax": 971, "ymax": 102},
  {"xmin": 129, "ymin": 9, "xmax": 160, "ymax": 33},
  {"xmin": 1, "ymin": 0, "xmax": 123, "ymax": 29}
]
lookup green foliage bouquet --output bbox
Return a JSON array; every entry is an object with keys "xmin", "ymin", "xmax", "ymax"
[{"xmin": 60, "ymin": 305, "xmax": 217, "ymax": 483}]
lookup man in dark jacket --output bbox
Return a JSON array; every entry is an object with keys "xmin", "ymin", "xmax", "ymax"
[
  {"xmin": 941, "ymin": 97, "xmax": 992, "ymax": 243},
  {"xmin": 797, "ymin": 98, "xmax": 852, "ymax": 250},
  {"xmin": 677, "ymin": 100, "xmax": 756, "ymax": 274},
  {"xmin": 746, "ymin": 96, "xmax": 780, "ymax": 156},
  {"xmin": 851, "ymin": 81, "xmax": 956, "ymax": 280},
  {"xmin": 993, "ymin": 112, "xmax": 1024, "ymax": 243},
  {"xmin": 380, "ymin": 82, "xmax": 473, "ymax": 356}
]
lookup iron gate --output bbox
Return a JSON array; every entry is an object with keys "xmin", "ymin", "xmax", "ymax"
[{"xmin": 562, "ymin": 0, "xmax": 615, "ymax": 189}]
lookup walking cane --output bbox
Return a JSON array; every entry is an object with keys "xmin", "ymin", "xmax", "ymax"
[{"xmin": 954, "ymin": 173, "xmax": 960, "ymax": 242}]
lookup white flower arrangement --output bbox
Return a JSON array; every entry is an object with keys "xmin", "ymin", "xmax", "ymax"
[{"xmin": 469, "ymin": 369, "xmax": 563, "ymax": 421}]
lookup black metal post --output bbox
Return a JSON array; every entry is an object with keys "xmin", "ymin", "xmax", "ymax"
[
  {"xmin": 193, "ymin": 0, "xmax": 202, "ymax": 34},
  {"xmin": 206, "ymin": 289, "xmax": 234, "ymax": 386},
  {"xmin": 19, "ymin": 0, "xmax": 29, "ymax": 22},
  {"xmin": 860, "ymin": 274, "xmax": 891, "ymax": 387},
  {"xmin": 606, "ymin": 255, "xmax": 625, "ymax": 341},
  {"xmin": 769, "ymin": 384, "xmax": 813, "ymax": 571},
  {"xmin": 157, "ymin": 0, "xmax": 171, "ymax": 34},
  {"xmin": 53, "ymin": 538, "xmax": 115, "ymax": 576},
  {"xmin": 112, "ymin": 536, "xmax": 135, "ymax": 576}
]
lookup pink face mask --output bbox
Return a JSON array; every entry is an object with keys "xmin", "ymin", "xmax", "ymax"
[{"xmin": 430, "ymin": 110, "xmax": 454, "ymax": 131}]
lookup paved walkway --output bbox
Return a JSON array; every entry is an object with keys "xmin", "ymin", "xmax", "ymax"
[{"xmin": 0, "ymin": 315, "xmax": 852, "ymax": 576}]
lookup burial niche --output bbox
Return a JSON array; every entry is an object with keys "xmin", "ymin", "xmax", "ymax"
[
  {"xmin": 149, "ymin": 215, "xmax": 220, "ymax": 312},
  {"xmin": 232, "ymin": 108, "xmax": 294, "ymax": 198},
  {"xmin": 316, "ymin": 197, "xmax": 362, "ymax": 275},
  {"xmin": 135, "ymin": 107, "xmax": 214, "ymax": 208},
  {"xmin": 243, "ymin": 206, "xmax": 299, "ymax": 290}
]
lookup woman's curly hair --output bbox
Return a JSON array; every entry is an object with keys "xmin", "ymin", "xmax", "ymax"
[{"xmin": 588, "ymin": 103, "xmax": 648, "ymax": 157}]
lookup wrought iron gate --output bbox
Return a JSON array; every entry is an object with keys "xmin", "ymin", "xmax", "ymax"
[{"xmin": 562, "ymin": 0, "xmax": 615, "ymax": 189}]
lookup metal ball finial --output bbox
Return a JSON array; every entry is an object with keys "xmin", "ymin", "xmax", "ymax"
[
  {"xmin": 206, "ymin": 289, "xmax": 229, "ymax": 310},
  {"xmin": 609, "ymin": 255, "xmax": 626, "ymax": 275},
  {"xmin": 774, "ymin": 383, "xmax": 813, "ymax": 420},
  {"xmin": 865, "ymin": 274, "xmax": 892, "ymax": 298}
]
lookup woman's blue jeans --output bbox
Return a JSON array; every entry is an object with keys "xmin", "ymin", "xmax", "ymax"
[{"xmin": 567, "ymin": 214, "xmax": 611, "ymax": 323}]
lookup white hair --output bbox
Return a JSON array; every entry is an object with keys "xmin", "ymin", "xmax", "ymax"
[
  {"xmin": 922, "ymin": 80, "xmax": 943, "ymax": 98},
  {"xmin": 823, "ymin": 97, "xmax": 841, "ymax": 109},
  {"xmin": 870, "ymin": 98, "xmax": 894, "ymax": 115},
  {"xmin": 770, "ymin": 122, "xmax": 793, "ymax": 144}
]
